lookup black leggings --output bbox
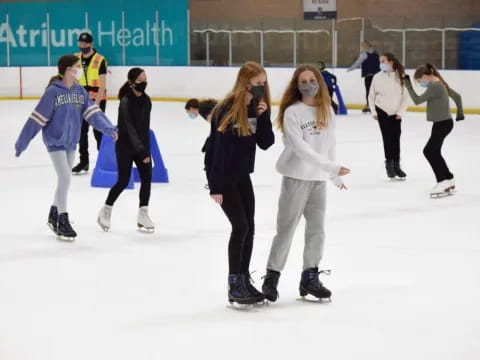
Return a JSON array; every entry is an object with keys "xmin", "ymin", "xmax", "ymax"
[
  {"xmin": 364, "ymin": 75, "xmax": 374, "ymax": 106},
  {"xmin": 220, "ymin": 176, "xmax": 255, "ymax": 275},
  {"xmin": 78, "ymin": 100, "xmax": 106, "ymax": 163},
  {"xmin": 376, "ymin": 106, "xmax": 402, "ymax": 162},
  {"xmin": 423, "ymin": 119, "xmax": 454, "ymax": 183},
  {"xmin": 106, "ymin": 148, "xmax": 152, "ymax": 207}
]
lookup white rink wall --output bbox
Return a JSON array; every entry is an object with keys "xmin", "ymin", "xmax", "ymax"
[{"xmin": 0, "ymin": 66, "xmax": 479, "ymax": 110}]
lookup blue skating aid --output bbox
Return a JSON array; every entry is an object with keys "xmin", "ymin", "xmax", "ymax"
[
  {"xmin": 133, "ymin": 129, "xmax": 169, "ymax": 183},
  {"xmin": 334, "ymin": 85, "xmax": 348, "ymax": 115},
  {"xmin": 91, "ymin": 134, "xmax": 134, "ymax": 189}
]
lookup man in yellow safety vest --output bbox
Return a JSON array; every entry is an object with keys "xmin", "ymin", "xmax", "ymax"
[{"xmin": 72, "ymin": 32, "xmax": 108, "ymax": 175}]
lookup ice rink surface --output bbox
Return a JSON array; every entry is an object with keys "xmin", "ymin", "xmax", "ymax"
[{"xmin": 0, "ymin": 100, "xmax": 479, "ymax": 360}]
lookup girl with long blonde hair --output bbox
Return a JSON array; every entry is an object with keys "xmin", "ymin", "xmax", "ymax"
[
  {"xmin": 204, "ymin": 61, "xmax": 275, "ymax": 306},
  {"xmin": 262, "ymin": 64, "xmax": 350, "ymax": 303}
]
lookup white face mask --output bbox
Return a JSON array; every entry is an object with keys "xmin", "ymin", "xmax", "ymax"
[{"xmin": 70, "ymin": 67, "xmax": 83, "ymax": 80}]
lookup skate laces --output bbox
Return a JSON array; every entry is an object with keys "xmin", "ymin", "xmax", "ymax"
[
  {"xmin": 311, "ymin": 269, "xmax": 331, "ymax": 287},
  {"xmin": 247, "ymin": 270, "xmax": 257, "ymax": 283}
]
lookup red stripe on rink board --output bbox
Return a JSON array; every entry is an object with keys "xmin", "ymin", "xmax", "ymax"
[{"xmin": 19, "ymin": 67, "xmax": 23, "ymax": 100}]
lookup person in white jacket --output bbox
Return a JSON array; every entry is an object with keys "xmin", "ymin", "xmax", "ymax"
[
  {"xmin": 261, "ymin": 64, "xmax": 350, "ymax": 302},
  {"xmin": 369, "ymin": 52, "xmax": 409, "ymax": 180}
]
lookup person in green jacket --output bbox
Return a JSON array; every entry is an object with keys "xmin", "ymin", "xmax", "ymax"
[{"xmin": 404, "ymin": 63, "xmax": 464, "ymax": 198}]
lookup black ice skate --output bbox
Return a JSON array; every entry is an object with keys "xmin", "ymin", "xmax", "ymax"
[
  {"xmin": 228, "ymin": 273, "xmax": 257, "ymax": 308},
  {"xmin": 393, "ymin": 161, "xmax": 407, "ymax": 180},
  {"xmin": 362, "ymin": 106, "xmax": 371, "ymax": 114},
  {"xmin": 385, "ymin": 160, "xmax": 396, "ymax": 180},
  {"xmin": 262, "ymin": 269, "xmax": 280, "ymax": 302},
  {"xmin": 244, "ymin": 272, "xmax": 266, "ymax": 304},
  {"xmin": 47, "ymin": 205, "xmax": 58, "ymax": 234},
  {"xmin": 299, "ymin": 268, "xmax": 332, "ymax": 302},
  {"xmin": 57, "ymin": 213, "xmax": 77, "ymax": 242},
  {"xmin": 72, "ymin": 162, "xmax": 89, "ymax": 175}
]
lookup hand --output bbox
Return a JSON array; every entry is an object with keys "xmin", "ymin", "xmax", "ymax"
[
  {"xmin": 337, "ymin": 183, "xmax": 347, "ymax": 190},
  {"xmin": 395, "ymin": 115, "xmax": 402, "ymax": 120},
  {"xmin": 143, "ymin": 156, "xmax": 151, "ymax": 163},
  {"xmin": 338, "ymin": 167, "xmax": 350, "ymax": 176},
  {"xmin": 112, "ymin": 132, "xmax": 119, "ymax": 141},
  {"xmin": 373, "ymin": 114, "xmax": 378, "ymax": 120},
  {"xmin": 210, "ymin": 194, "xmax": 223, "ymax": 205},
  {"xmin": 257, "ymin": 101, "xmax": 268, "ymax": 115},
  {"xmin": 456, "ymin": 114, "xmax": 465, "ymax": 121}
]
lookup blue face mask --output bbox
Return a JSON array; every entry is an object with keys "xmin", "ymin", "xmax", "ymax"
[
  {"xmin": 188, "ymin": 113, "xmax": 197, "ymax": 120},
  {"xmin": 419, "ymin": 81, "xmax": 429, "ymax": 88},
  {"xmin": 380, "ymin": 63, "xmax": 390, "ymax": 72}
]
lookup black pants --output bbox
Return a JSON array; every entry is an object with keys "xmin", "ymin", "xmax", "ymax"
[
  {"xmin": 105, "ymin": 147, "xmax": 152, "ymax": 207},
  {"xmin": 220, "ymin": 175, "xmax": 255, "ymax": 275},
  {"xmin": 423, "ymin": 119, "xmax": 454, "ymax": 182},
  {"xmin": 376, "ymin": 106, "xmax": 402, "ymax": 162},
  {"xmin": 78, "ymin": 100, "xmax": 106, "ymax": 164},
  {"xmin": 364, "ymin": 75, "xmax": 374, "ymax": 107}
]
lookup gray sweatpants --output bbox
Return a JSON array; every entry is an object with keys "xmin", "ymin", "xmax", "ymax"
[
  {"xmin": 267, "ymin": 177, "xmax": 327, "ymax": 272},
  {"xmin": 49, "ymin": 150, "xmax": 75, "ymax": 214}
]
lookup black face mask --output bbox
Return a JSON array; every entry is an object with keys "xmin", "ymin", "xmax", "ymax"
[
  {"xmin": 80, "ymin": 47, "xmax": 91, "ymax": 55},
  {"xmin": 249, "ymin": 85, "xmax": 265, "ymax": 101},
  {"xmin": 133, "ymin": 81, "xmax": 147, "ymax": 93}
]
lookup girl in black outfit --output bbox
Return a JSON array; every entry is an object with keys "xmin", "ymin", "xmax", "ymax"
[
  {"xmin": 97, "ymin": 68, "xmax": 154, "ymax": 232},
  {"xmin": 185, "ymin": 98, "xmax": 218, "ymax": 122},
  {"xmin": 205, "ymin": 61, "xmax": 275, "ymax": 306},
  {"xmin": 185, "ymin": 98, "xmax": 218, "ymax": 153}
]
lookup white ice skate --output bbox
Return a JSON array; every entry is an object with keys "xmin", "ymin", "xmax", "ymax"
[
  {"xmin": 137, "ymin": 206, "xmax": 155, "ymax": 233},
  {"xmin": 430, "ymin": 179, "xmax": 455, "ymax": 198},
  {"xmin": 97, "ymin": 205, "xmax": 112, "ymax": 232}
]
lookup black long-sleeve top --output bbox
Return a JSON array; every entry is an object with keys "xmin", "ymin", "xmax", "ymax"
[
  {"xmin": 205, "ymin": 101, "xmax": 275, "ymax": 195},
  {"xmin": 199, "ymin": 99, "xmax": 218, "ymax": 120},
  {"xmin": 117, "ymin": 89, "xmax": 152, "ymax": 159}
]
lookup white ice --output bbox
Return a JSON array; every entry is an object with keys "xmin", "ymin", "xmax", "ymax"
[{"xmin": 0, "ymin": 100, "xmax": 479, "ymax": 360}]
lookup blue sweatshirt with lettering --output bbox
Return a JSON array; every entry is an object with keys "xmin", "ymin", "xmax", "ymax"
[{"xmin": 15, "ymin": 80, "xmax": 116, "ymax": 156}]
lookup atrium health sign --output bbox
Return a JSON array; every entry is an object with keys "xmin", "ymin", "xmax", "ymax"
[{"xmin": 0, "ymin": 0, "xmax": 188, "ymax": 66}]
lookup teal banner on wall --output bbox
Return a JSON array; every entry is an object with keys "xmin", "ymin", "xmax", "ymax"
[{"xmin": 0, "ymin": 0, "xmax": 189, "ymax": 66}]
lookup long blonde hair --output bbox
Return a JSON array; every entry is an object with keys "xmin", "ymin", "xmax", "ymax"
[
  {"xmin": 217, "ymin": 61, "xmax": 271, "ymax": 136},
  {"xmin": 277, "ymin": 64, "xmax": 332, "ymax": 133}
]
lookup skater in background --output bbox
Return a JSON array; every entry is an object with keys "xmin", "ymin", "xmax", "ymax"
[
  {"xmin": 316, "ymin": 60, "xmax": 339, "ymax": 114},
  {"xmin": 185, "ymin": 98, "xmax": 218, "ymax": 122},
  {"xmin": 14, "ymin": 54, "xmax": 117, "ymax": 241},
  {"xmin": 347, "ymin": 40, "xmax": 380, "ymax": 113},
  {"xmin": 261, "ymin": 64, "xmax": 350, "ymax": 303},
  {"xmin": 185, "ymin": 97, "xmax": 218, "ymax": 153},
  {"xmin": 72, "ymin": 32, "xmax": 108, "ymax": 175},
  {"xmin": 368, "ymin": 52, "xmax": 409, "ymax": 180},
  {"xmin": 97, "ymin": 68, "xmax": 155, "ymax": 232},
  {"xmin": 205, "ymin": 61, "xmax": 275, "ymax": 306},
  {"xmin": 404, "ymin": 63, "xmax": 464, "ymax": 198}
]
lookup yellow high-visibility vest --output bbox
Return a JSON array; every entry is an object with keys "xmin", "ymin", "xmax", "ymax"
[{"xmin": 75, "ymin": 52, "xmax": 107, "ymax": 100}]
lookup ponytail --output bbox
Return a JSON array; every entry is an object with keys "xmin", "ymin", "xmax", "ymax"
[
  {"xmin": 426, "ymin": 63, "xmax": 450, "ymax": 90},
  {"xmin": 47, "ymin": 74, "xmax": 63, "ymax": 88},
  {"xmin": 383, "ymin": 53, "xmax": 405, "ymax": 87},
  {"xmin": 415, "ymin": 63, "xmax": 450, "ymax": 89},
  {"xmin": 118, "ymin": 81, "xmax": 131, "ymax": 99}
]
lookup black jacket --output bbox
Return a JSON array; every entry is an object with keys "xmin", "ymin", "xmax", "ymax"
[
  {"xmin": 205, "ymin": 101, "xmax": 275, "ymax": 195},
  {"xmin": 117, "ymin": 89, "xmax": 152, "ymax": 159}
]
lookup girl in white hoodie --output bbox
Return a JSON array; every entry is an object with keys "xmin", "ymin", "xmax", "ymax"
[
  {"xmin": 261, "ymin": 65, "xmax": 350, "ymax": 302},
  {"xmin": 369, "ymin": 52, "xmax": 409, "ymax": 180}
]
